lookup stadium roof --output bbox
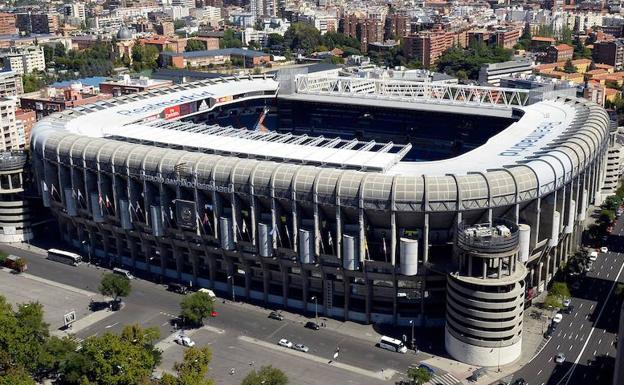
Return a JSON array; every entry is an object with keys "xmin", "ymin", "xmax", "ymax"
[{"xmin": 32, "ymin": 75, "xmax": 609, "ymax": 197}]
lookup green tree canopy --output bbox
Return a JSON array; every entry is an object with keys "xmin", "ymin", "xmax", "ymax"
[
  {"xmin": 267, "ymin": 33, "xmax": 285, "ymax": 47},
  {"xmin": 98, "ymin": 273, "xmax": 131, "ymax": 303},
  {"xmin": 60, "ymin": 325, "xmax": 161, "ymax": 385},
  {"xmin": 406, "ymin": 367, "xmax": 432, "ymax": 385},
  {"xmin": 185, "ymin": 39, "xmax": 206, "ymax": 52},
  {"xmin": 545, "ymin": 281, "xmax": 571, "ymax": 309},
  {"xmin": 220, "ymin": 29, "xmax": 243, "ymax": 49},
  {"xmin": 161, "ymin": 346, "xmax": 213, "ymax": 385},
  {"xmin": 240, "ymin": 365, "xmax": 288, "ymax": 385},
  {"xmin": 436, "ymin": 41, "xmax": 513, "ymax": 79},
  {"xmin": 563, "ymin": 58, "xmax": 577, "ymax": 73},
  {"xmin": 180, "ymin": 292, "xmax": 215, "ymax": 327},
  {"xmin": 284, "ymin": 23, "xmax": 322, "ymax": 54},
  {"xmin": 132, "ymin": 45, "xmax": 161, "ymax": 71},
  {"xmin": 0, "ymin": 367, "xmax": 36, "ymax": 385}
]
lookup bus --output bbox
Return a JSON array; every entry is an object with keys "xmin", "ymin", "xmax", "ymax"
[
  {"xmin": 47, "ymin": 249, "xmax": 82, "ymax": 266},
  {"xmin": 379, "ymin": 336, "xmax": 408, "ymax": 354}
]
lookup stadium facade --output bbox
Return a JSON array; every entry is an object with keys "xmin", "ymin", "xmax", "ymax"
[{"xmin": 30, "ymin": 74, "xmax": 611, "ymax": 366}]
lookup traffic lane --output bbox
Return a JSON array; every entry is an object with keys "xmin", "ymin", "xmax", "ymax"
[{"xmin": 2, "ymin": 245, "xmax": 417, "ymax": 373}]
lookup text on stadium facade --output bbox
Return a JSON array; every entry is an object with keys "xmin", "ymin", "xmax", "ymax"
[
  {"xmin": 498, "ymin": 123, "xmax": 554, "ymax": 156},
  {"xmin": 116, "ymin": 90, "xmax": 214, "ymax": 116},
  {"xmin": 140, "ymin": 174, "xmax": 233, "ymax": 193}
]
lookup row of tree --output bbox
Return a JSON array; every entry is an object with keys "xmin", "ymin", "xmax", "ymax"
[
  {"xmin": 0, "ymin": 271, "xmax": 289, "ymax": 385},
  {"xmin": 436, "ymin": 41, "xmax": 513, "ymax": 80}
]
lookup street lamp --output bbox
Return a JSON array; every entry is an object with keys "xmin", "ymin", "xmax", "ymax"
[
  {"xmin": 311, "ymin": 295, "xmax": 318, "ymax": 325},
  {"xmin": 227, "ymin": 275, "xmax": 235, "ymax": 302},
  {"xmin": 409, "ymin": 320, "xmax": 415, "ymax": 351}
]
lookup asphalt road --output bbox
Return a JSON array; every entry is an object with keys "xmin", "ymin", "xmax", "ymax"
[
  {"xmin": 0, "ymin": 243, "xmax": 427, "ymax": 381},
  {"xmin": 509, "ymin": 220, "xmax": 624, "ymax": 385}
]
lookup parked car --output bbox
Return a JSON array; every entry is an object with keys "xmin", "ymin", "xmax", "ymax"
[
  {"xmin": 305, "ymin": 321, "xmax": 320, "ymax": 330},
  {"xmin": 293, "ymin": 343, "xmax": 309, "ymax": 352},
  {"xmin": 563, "ymin": 304, "xmax": 574, "ymax": 314},
  {"xmin": 589, "ymin": 251, "xmax": 598, "ymax": 262},
  {"xmin": 167, "ymin": 283, "xmax": 188, "ymax": 294},
  {"xmin": 418, "ymin": 364, "xmax": 436, "ymax": 374},
  {"xmin": 555, "ymin": 352, "xmax": 566, "ymax": 364},
  {"xmin": 278, "ymin": 339, "xmax": 293, "ymax": 348},
  {"xmin": 174, "ymin": 335, "xmax": 195, "ymax": 347},
  {"xmin": 511, "ymin": 379, "xmax": 527, "ymax": 385},
  {"xmin": 268, "ymin": 311, "xmax": 284, "ymax": 321},
  {"xmin": 562, "ymin": 298, "xmax": 571, "ymax": 307},
  {"xmin": 552, "ymin": 313, "xmax": 563, "ymax": 323},
  {"xmin": 600, "ymin": 246, "xmax": 609, "ymax": 253}
]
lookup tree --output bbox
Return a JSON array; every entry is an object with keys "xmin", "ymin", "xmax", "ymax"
[
  {"xmin": 241, "ymin": 365, "xmax": 288, "ymax": 385},
  {"xmin": 545, "ymin": 281, "xmax": 571, "ymax": 309},
  {"xmin": 284, "ymin": 23, "xmax": 322, "ymax": 54},
  {"xmin": 267, "ymin": 33, "xmax": 285, "ymax": 48},
  {"xmin": 220, "ymin": 29, "xmax": 243, "ymax": 49},
  {"xmin": 406, "ymin": 367, "xmax": 432, "ymax": 385},
  {"xmin": 563, "ymin": 58, "xmax": 577, "ymax": 74},
  {"xmin": 59, "ymin": 325, "xmax": 161, "ymax": 385},
  {"xmin": 98, "ymin": 273, "xmax": 131, "ymax": 304},
  {"xmin": 161, "ymin": 346, "xmax": 213, "ymax": 385},
  {"xmin": 180, "ymin": 292, "xmax": 215, "ymax": 327},
  {"xmin": 0, "ymin": 368, "xmax": 36, "ymax": 385},
  {"xmin": 185, "ymin": 39, "xmax": 206, "ymax": 52},
  {"xmin": 436, "ymin": 41, "xmax": 513, "ymax": 80}
]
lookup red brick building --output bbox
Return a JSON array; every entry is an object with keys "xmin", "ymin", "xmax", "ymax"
[
  {"xmin": 20, "ymin": 87, "xmax": 111, "ymax": 119},
  {"xmin": 0, "ymin": 13, "xmax": 16, "ymax": 35},
  {"xmin": 546, "ymin": 44, "xmax": 574, "ymax": 63},
  {"xmin": 403, "ymin": 29, "xmax": 454, "ymax": 68}
]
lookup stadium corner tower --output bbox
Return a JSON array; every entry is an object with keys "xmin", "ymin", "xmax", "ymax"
[{"xmin": 31, "ymin": 74, "xmax": 610, "ymax": 366}]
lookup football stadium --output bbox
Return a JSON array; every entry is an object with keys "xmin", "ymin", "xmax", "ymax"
[{"xmin": 30, "ymin": 73, "xmax": 611, "ymax": 365}]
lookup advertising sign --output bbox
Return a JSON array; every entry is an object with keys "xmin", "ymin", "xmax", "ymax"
[{"xmin": 162, "ymin": 105, "xmax": 181, "ymax": 120}]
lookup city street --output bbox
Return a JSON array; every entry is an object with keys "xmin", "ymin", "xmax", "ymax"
[
  {"xmin": 509, "ymin": 219, "xmax": 624, "ymax": 385},
  {"xmin": 0, "ymin": 243, "xmax": 437, "ymax": 384}
]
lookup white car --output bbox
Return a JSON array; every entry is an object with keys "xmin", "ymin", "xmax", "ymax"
[
  {"xmin": 589, "ymin": 252, "xmax": 598, "ymax": 262},
  {"xmin": 552, "ymin": 313, "xmax": 563, "ymax": 323},
  {"xmin": 174, "ymin": 335, "xmax": 196, "ymax": 347},
  {"xmin": 293, "ymin": 343, "xmax": 309, "ymax": 352},
  {"xmin": 600, "ymin": 246, "xmax": 609, "ymax": 253},
  {"xmin": 555, "ymin": 352, "xmax": 566, "ymax": 364},
  {"xmin": 278, "ymin": 339, "xmax": 293, "ymax": 348},
  {"xmin": 562, "ymin": 299, "xmax": 571, "ymax": 307}
]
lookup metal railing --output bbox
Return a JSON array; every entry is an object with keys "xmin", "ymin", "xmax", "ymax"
[
  {"xmin": 456, "ymin": 219, "xmax": 519, "ymax": 254},
  {"xmin": 294, "ymin": 75, "xmax": 531, "ymax": 108}
]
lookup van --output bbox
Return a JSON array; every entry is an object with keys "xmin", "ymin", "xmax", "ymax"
[
  {"xmin": 112, "ymin": 268, "xmax": 134, "ymax": 280},
  {"xmin": 198, "ymin": 288, "xmax": 216, "ymax": 299}
]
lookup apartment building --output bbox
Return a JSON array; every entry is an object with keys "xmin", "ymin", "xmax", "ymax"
[
  {"xmin": 0, "ymin": 71, "xmax": 23, "ymax": 97},
  {"xmin": 16, "ymin": 12, "xmax": 59, "ymax": 35},
  {"xmin": 6, "ymin": 46, "xmax": 45, "ymax": 72},
  {"xmin": 0, "ymin": 13, "xmax": 16, "ymax": 35},
  {"xmin": 0, "ymin": 46, "xmax": 45, "ymax": 75},
  {"xmin": 20, "ymin": 85, "xmax": 111, "ymax": 119},
  {"xmin": 384, "ymin": 12, "xmax": 410, "ymax": 40},
  {"xmin": 340, "ymin": 12, "xmax": 385, "ymax": 53},
  {"xmin": 403, "ymin": 29, "xmax": 454, "ymax": 68},
  {"xmin": 14, "ymin": 108, "xmax": 35, "ymax": 148},
  {"xmin": 593, "ymin": 39, "xmax": 624, "ymax": 70},
  {"xmin": 62, "ymin": 3, "xmax": 86, "ymax": 22},
  {"xmin": 545, "ymin": 44, "xmax": 574, "ymax": 64},
  {"xmin": 478, "ymin": 59, "xmax": 534, "ymax": 86},
  {"xmin": 0, "ymin": 98, "xmax": 24, "ymax": 151}
]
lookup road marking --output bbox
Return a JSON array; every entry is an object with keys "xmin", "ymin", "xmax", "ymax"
[
  {"xmin": 563, "ymin": 257, "xmax": 624, "ymax": 385},
  {"xmin": 538, "ymin": 369, "xmax": 543, "ymax": 376},
  {"xmin": 580, "ymin": 324, "xmax": 583, "ymax": 330},
  {"xmin": 593, "ymin": 350, "xmax": 597, "ymax": 356},
  {"xmin": 266, "ymin": 322, "xmax": 289, "ymax": 340},
  {"xmin": 238, "ymin": 335, "xmax": 396, "ymax": 381},
  {"xmin": 557, "ymin": 344, "xmax": 560, "ymax": 350},
  {"xmin": 569, "ymin": 345, "xmax": 573, "ymax": 351},
  {"xmin": 105, "ymin": 322, "xmax": 119, "ymax": 329},
  {"xmin": 579, "ymin": 303, "xmax": 583, "ymax": 309}
]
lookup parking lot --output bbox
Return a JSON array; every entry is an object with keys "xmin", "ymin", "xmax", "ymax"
[
  {"xmin": 0, "ymin": 269, "xmax": 96, "ymax": 330},
  {"xmin": 157, "ymin": 327, "xmax": 391, "ymax": 385}
]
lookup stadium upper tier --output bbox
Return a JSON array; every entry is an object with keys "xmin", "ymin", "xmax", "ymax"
[{"xmin": 32, "ymin": 75, "xmax": 609, "ymax": 210}]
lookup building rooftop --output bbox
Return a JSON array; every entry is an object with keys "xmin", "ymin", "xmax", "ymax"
[{"xmin": 161, "ymin": 48, "xmax": 269, "ymax": 59}]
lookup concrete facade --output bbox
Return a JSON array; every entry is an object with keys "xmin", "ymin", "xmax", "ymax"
[{"xmin": 29, "ymin": 76, "xmax": 611, "ymax": 367}]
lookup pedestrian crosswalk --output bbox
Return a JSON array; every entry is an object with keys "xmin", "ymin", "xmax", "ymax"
[{"xmin": 427, "ymin": 372, "xmax": 461, "ymax": 385}]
